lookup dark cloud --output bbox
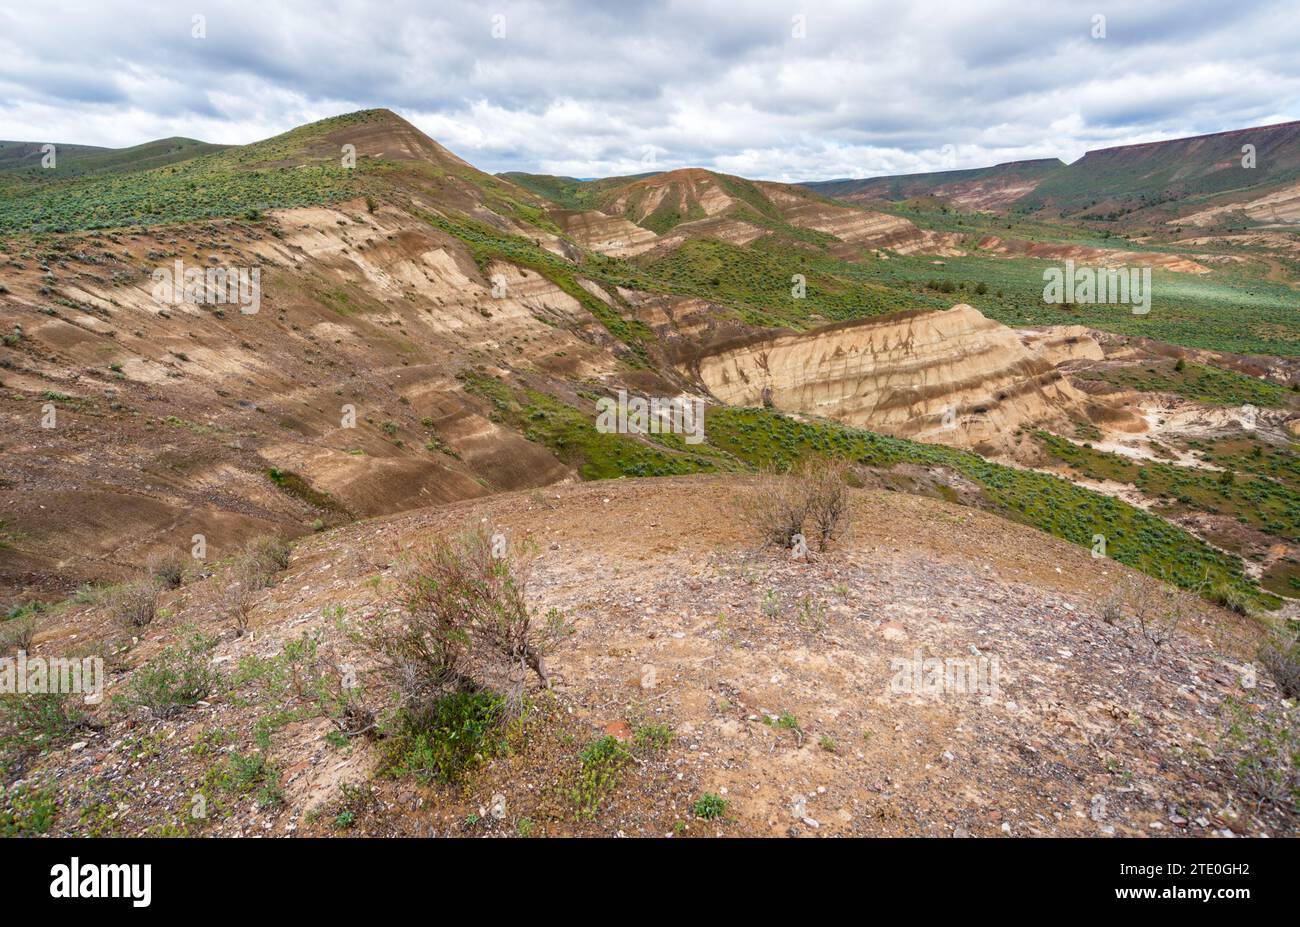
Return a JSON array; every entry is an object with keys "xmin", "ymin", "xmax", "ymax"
[{"xmin": 0, "ymin": 0, "xmax": 1295, "ymax": 181}]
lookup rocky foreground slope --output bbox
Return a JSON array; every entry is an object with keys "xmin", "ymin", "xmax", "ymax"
[{"xmin": 8, "ymin": 476, "xmax": 1293, "ymax": 838}]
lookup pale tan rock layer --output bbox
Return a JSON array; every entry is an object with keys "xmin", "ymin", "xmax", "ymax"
[
  {"xmin": 977, "ymin": 235, "xmax": 1212, "ymax": 274},
  {"xmin": 697, "ymin": 304, "xmax": 1099, "ymax": 452},
  {"xmin": 554, "ymin": 209, "xmax": 660, "ymax": 257}
]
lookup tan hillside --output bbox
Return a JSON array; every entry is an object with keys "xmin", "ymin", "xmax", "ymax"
[
  {"xmin": 510, "ymin": 166, "xmax": 952, "ymax": 257},
  {"xmin": 695, "ymin": 304, "xmax": 1134, "ymax": 456},
  {"xmin": 974, "ymin": 235, "xmax": 1221, "ymax": 274},
  {"xmin": 0, "ymin": 194, "xmax": 687, "ymax": 597},
  {"xmin": 803, "ymin": 159, "xmax": 1066, "ymax": 212}
]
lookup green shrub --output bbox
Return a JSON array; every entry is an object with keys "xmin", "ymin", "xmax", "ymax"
[
  {"xmin": 572, "ymin": 734, "xmax": 629, "ymax": 820},
  {"xmin": 693, "ymin": 792, "xmax": 728, "ymax": 820},
  {"xmin": 123, "ymin": 635, "xmax": 218, "ymax": 719},
  {"xmin": 0, "ymin": 692, "xmax": 88, "ymax": 753},
  {"xmin": 380, "ymin": 689, "xmax": 508, "ymax": 785},
  {"xmin": 0, "ymin": 784, "xmax": 57, "ymax": 836}
]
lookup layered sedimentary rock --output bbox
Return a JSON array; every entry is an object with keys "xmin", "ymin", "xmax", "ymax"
[
  {"xmin": 1176, "ymin": 180, "xmax": 1300, "ymax": 227},
  {"xmin": 977, "ymin": 235, "xmax": 1212, "ymax": 274},
  {"xmin": 757, "ymin": 182, "xmax": 931, "ymax": 251},
  {"xmin": 1018, "ymin": 325, "xmax": 1105, "ymax": 366},
  {"xmin": 696, "ymin": 304, "xmax": 1093, "ymax": 452},
  {"xmin": 554, "ymin": 209, "xmax": 660, "ymax": 257}
]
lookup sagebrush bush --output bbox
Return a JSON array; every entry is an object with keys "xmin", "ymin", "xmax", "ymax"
[
  {"xmin": 1097, "ymin": 586, "xmax": 1126, "ymax": 625},
  {"xmin": 108, "ymin": 577, "xmax": 160, "ymax": 629},
  {"xmin": 744, "ymin": 459, "xmax": 853, "ymax": 553},
  {"xmin": 213, "ymin": 579, "xmax": 254, "ymax": 637},
  {"xmin": 357, "ymin": 527, "xmax": 566, "ymax": 785},
  {"xmin": 1258, "ymin": 628, "xmax": 1300, "ymax": 699},
  {"xmin": 146, "ymin": 550, "xmax": 187, "ymax": 589},
  {"xmin": 1221, "ymin": 698, "xmax": 1299, "ymax": 812},
  {"xmin": 364, "ymin": 527, "xmax": 558, "ymax": 708},
  {"xmin": 0, "ymin": 617, "xmax": 36, "ymax": 654},
  {"xmin": 124, "ymin": 635, "xmax": 218, "ymax": 718},
  {"xmin": 803, "ymin": 460, "xmax": 852, "ymax": 550},
  {"xmin": 236, "ymin": 535, "xmax": 293, "ymax": 590}
]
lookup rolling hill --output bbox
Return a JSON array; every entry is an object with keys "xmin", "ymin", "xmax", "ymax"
[
  {"xmin": 803, "ymin": 158, "xmax": 1065, "ymax": 211},
  {"xmin": 805, "ymin": 122, "xmax": 1300, "ymax": 230},
  {"xmin": 1014, "ymin": 121, "xmax": 1300, "ymax": 223},
  {"xmin": 0, "ymin": 137, "xmax": 228, "ymax": 184},
  {"xmin": 504, "ymin": 165, "xmax": 949, "ymax": 258}
]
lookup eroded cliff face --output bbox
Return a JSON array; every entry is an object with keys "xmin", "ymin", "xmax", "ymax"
[
  {"xmin": 553, "ymin": 209, "xmax": 661, "ymax": 257},
  {"xmin": 696, "ymin": 304, "xmax": 1101, "ymax": 454}
]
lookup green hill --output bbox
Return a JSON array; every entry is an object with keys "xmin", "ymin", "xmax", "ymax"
[
  {"xmin": 0, "ymin": 137, "xmax": 228, "ymax": 183},
  {"xmin": 1012, "ymin": 121, "xmax": 1300, "ymax": 221},
  {"xmin": 803, "ymin": 158, "xmax": 1064, "ymax": 208}
]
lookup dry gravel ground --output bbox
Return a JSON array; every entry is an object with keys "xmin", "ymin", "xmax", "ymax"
[{"xmin": 10, "ymin": 474, "xmax": 1296, "ymax": 838}]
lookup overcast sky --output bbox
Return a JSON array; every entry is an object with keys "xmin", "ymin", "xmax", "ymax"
[{"xmin": 2, "ymin": 0, "xmax": 1297, "ymax": 182}]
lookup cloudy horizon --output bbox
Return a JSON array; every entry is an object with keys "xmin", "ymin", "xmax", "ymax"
[{"xmin": 2, "ymin": 0, "xmax": 1298, "ymax": 183}]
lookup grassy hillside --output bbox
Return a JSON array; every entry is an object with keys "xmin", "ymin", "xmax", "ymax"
[
  {"xmin": 1014, "ymin": 121, "xmax": 1300, "ymax": 219},
  {"xmin": 464, "ymin": 371, "xmax": 1268, "ymax": 608},
  {"xmin": 1077, "ymin": 361, "xmax": 1297, "ymax": 408},
  {"xmin": 0, "ymin": 112, "xmax": 411, "ymax": 233},
  {"xmin": 805, "ymin": 158, "xmax": 1064, "ymax": 203},
  {"xmin": 499, "ymin": 171, "xmax": 660, "ymax": 210},
  {"xmin": 643, "ymin": 238, "xmax": 918, "ymax": 327},
  {"xmin": 843, "ymin": 249, "xmax": 1300, "ymax": 357},
  {"xmin": 0, "ymin": 137, "xmax": 228, "ymax": 184}
]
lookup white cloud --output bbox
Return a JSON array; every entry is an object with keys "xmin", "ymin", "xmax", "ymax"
[{"xmin": 0, "ymin": 0, "xmax": 1296, "ymax": 181}]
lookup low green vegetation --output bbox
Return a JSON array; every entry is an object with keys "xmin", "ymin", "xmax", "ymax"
[
  {"xmin": 118, "ymin": 633, "xmax": 219, "ymax": 719},
  {"xmin": 204, "ymin": 739, "xmax": 284, "ymax": 811},
  {"xmin": 1079, "ymin": 361, "xmax": 1294, "ymax": 409},
  {"xmin": 0, "ymin": 158, "xmax": 364, "ymax": 234},
  {"xmin": 571, "ymin": 734, "xmax": 630, "ymax": 821},
  {"xmin": 0, "ymin": 783, "xmax": 58, "ymax": 836},
  {"xmin": 378, "ymin": 690, "xmax": 511, "ymax": 786},
  {"xmin": 460, "ymin": 371, "xmax": 1266, "ymax": 607},
  {"xmin": 459, "ymin": 371, "xmax": 735, "ymax": 479},
  {"xmin": 693, "ymin": 792, "xmax": 729, "ymax": 820},
  {"xmin": 0, "ymin": 110, "xmax": 391, "ymax": 234},
  {"xmin": 646, "ymin": 238, "xmax": 917, "ymax": 328},
  {"xmin": 1188, "ymin": 437, "xmax": 1300, "ymax": 490},
  {"xmin": 849, "ymin": 249, "xmax": 1300, "ymax": 357},
  {"xmin": 1036, "ymin": 431, "xmax": 1300, "ymax": 543},
  {"xmin": 266, "ymin": 467, "xmax": 350, "ymax": 517}
]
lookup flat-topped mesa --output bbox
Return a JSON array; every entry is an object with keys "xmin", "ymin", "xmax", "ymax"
[{"xmin": 696, "ymin": 304, "xmax": 1098, "ymax": 454}]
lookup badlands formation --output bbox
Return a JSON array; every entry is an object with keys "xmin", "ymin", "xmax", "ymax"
[{"xmin": 696, "ymin": 304, "xmax": 1125, "ymax": 455}]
